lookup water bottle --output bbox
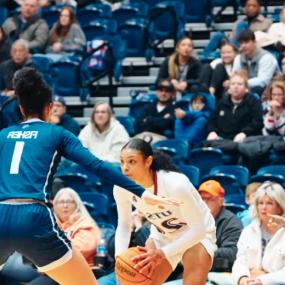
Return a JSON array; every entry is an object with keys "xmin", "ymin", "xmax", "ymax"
[{"xmin": 95, "ymin": 238, "xmax": 107, "ymax": 268}]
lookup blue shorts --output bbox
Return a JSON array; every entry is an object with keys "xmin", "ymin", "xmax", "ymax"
[{"xmin": 0, "ymin": 202, "xmax": 72, "ymax": 272}]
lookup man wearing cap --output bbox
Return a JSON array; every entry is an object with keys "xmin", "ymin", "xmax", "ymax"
[
  {"xmin": 49, "ymin": 96, "xmax": 80, "ymax": 136},
  {"xmin": 134, "ymin": 79, "xmax": 176, "ymax": 143},
  {"xmin": 198, "ymin": 180, "xmax": 242, "ymax": 273}
]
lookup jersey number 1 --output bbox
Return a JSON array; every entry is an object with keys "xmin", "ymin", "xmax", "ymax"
[{"xmin": 10, "ymin": 141, "xmax": 25, "ymax": 174}]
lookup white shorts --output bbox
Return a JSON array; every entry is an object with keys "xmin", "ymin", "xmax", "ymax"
[{"xmin": 150, "ymin": 234, "xmax": 216, "ymax": 270}]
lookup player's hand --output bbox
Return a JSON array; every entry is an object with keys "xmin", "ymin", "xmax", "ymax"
[
  {"xmin": 132, "ymin": 247, "xmax": 165, "ymax": 276},
  {"xmin": 141, "ymin": 191, "xmax": 182, "ymax": 206}
]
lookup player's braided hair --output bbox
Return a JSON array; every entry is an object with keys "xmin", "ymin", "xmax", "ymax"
[{"xmin": 14, "ymin": 67, "xmax": 52, "ymax": 120}]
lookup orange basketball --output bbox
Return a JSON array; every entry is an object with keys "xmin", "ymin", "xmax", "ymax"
[{"xmin": 115, "ymin": 247, "xmax": 152, "ymax": 285}]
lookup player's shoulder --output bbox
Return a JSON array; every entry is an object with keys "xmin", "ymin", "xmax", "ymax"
[{"xmin": 157, "ymin": 170, "xmax": 189, "ymax": 185}]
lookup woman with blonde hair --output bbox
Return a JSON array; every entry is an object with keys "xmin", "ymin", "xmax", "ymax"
[
  {"xmin": 263, "ymin": 80, "xmax": 285, "ymax": 136},
  {"xmin": 232, "ymin": 181, "xmax": 285, "ymax": 285},
  {"xmin": 79, "ymin": 102, "xmax": 130, "ymax": 163},
  {"xmin": 156, "ymin": 36, "xmax": 202, "ymax": 96}
]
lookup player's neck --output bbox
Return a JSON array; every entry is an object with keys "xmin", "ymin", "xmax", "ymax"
[{"xmin": 136, "ymin": 170, "xmax": 154, "ymax": 189}]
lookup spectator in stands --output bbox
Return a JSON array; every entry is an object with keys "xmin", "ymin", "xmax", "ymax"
[
  {"xmin": 201, "ymin": 42, "xmax": 238, "ymax": 100},
  {"xmin": 262, "ymin": 81, "xmax": 285, "ymax": 136},
  {"xmin": 232, "ymin": 29, "xmax": 280, "ymax": 96},
  {"xmin": 49, "ymin": 95, "xmax": 81, "ymax": 136},
  {"xmin": 1, "ymin": 187, "xmax": 101, "ymax": 285},
  {"xmin": 134, "ymin": 79, "xmax": 176, "ymax": 143},
  {"xmin": 2, "ymin": 0, "xmax": 49, "ymax": 53},
  {"xmin": 46, "ymin": 6, "xmax": 86, "ymax": 55},
  {"xmin": 79, "ymin": 102, "xmax": 129, "ymax": 164},
  {"xmin": 156, "ymin": 36, "xmax": 202, "ymax": 97},
  {"xmin": 0, "ymin": 27, "xmax": 11, "ymax": 64},
  {"xmin": 198, "ymin": 180, "xmax": 242, "ymax": 273},
  {"xmin": 203, "ymin": 0, "xmax": 272, "ymax": 59},
  {"xmin": 232, "ymin": 181, "xmax": 285, "ymax": 285},
  {"xmin": 207, "ymin": 71, "xmax": 263, "ymax": 142},
  {"xmin": 0, "ymin": 39, "xmax": 32, "ymax": 100},
  {"xmin": 174, "ymin": 93, "xmax": 210, "ymax": 146},
  {"xmin": 237, "ymin": 182, "xmax": 261, "ymax": 227}
]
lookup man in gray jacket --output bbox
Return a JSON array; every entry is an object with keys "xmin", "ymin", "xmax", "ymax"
[{"xmin": 2, "ymin": 0, "xmax": 49, "ymax": 53}]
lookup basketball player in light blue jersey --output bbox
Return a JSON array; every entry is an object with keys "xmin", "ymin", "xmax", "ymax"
[{"xmin": 0, "ymin": 68, "xmax": 177, "ymax": 285}]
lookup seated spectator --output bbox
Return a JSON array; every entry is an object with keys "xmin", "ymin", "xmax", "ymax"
[
  {"xmin": 79, "ymin": 102, "xmax": 129, "ymax": 164},
  {"xmin": 237, "ymin": 182, "xmax": 261, "ymax": 227},
  {"xmin": 203, "ymin": 0, "xmax": 272, "ymax": 59},
  {"xmin": 134, "ymin": 79, "xmax": 176, "ymax": 143},
  {"xmin": 0, "ymin": 39, "xmax": 33, "ymax": 100},
  {"xmin": 1, "ymin": 187, "xmax": 101, "ymax": 285},
  {"xmin": 2, "ymin": 0, "xmax": 49, "ymax": 53},
  {"xmin": 49, "ymin": 95, "xmax": 80, "ymax": 136},
  {"xmin": 232, "ymin": 29, "xmax": 280, "ymax": 96},
  {"xmin": 174, "ymin": 93, "xmax": 210, "ymax": 146},
  {"xmin": 201, "ymin": 42, "xmax": 238, "ymax": 100},
  {"xmin": 156, "ymin": 36, "xmax": 202, "ymax": 97},
  {"xmin": 232, "ymin": 181, "xmax": 285, "ymax": 285},
  {"xmin": 0, "ymin": 27, "xmax": 11, "ymax": 64},
  {"xmin": 207, "ymin": 71, "xmax": 263, "ymax": 143},
  {"xmin": 262, "ymin": 81, "xmax": 285, "ymax": 136},
  {"xmin": 164, "ymin": 180, "xmax": 242, "ymax": 285},
  {"xmin": 46, "ymin": 6, "xmax": 86, "ymax": 55}
]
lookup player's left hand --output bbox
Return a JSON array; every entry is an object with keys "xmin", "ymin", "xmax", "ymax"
[
  {"xmin": 132, "ymin": 247, "xmax": 166, "ymax": 276},
  {"xmin": 142, "ymin": 191, "xmax": 183, "ymax": 206}
]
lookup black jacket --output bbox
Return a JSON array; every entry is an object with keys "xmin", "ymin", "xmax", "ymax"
[
  {"xmin": 207, "ymin": 93, "xmax": 264, "ymax": 139},
  {"xmin": 135, "ymin": 101, "xmax": 175, "ymax": 136}
]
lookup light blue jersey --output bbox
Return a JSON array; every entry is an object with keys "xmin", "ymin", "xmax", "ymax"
[{"xmin": 0, "ymin": 119, "xmax": 144, "ymax": 202}]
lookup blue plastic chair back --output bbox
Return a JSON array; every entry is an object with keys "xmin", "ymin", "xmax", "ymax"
[
  {"xmin": 83, "ymin": 19, "xmax": 117, "ymax": 41},
  {"xmin": 224, "ymin": 203, "xmax": 247, "ymax": 214},
  {"xmin": 184, "ymin": 0, "xmax": 211, "ymax": 26},
  {"xmin": 42, "ymin": 7, "xmax": 60, "ymax": 28},
  {"xmin": 51, "ymin": 60, "xmax": 81, "ymax": 96},
  {"xmin": 56, "ymin": 173, "xmax": 89, "ymax": 193},
  {"xmin": 85, "ymin": 3, "xmax": 112, "ymax": 18},
  {"xmin": 188, "ymin": 147, "xmax": 224, "ymax": 178},
  {"xmin": 257, "ymin": 165, "xmax": 285, "ymax": 177},
  {"xmin": 32, "ymin": 54, "xmax": 53, "ymax": 86},
  {"xmin": 77, "ymin": 6, "xmax": 105, "ymax": 26},
  {"xmin": 224, "ymin": 194, "xmax": 247, "ymax": 206},
  {"xmin": 113, "ymin": 6, "xmax": 140, "ymax": 26},
  {"xmin": 79, "ymin": 192, "xmax": 109, "ymax": 220},
  {"xmin": 0, "ymin": 5, "xmax": 8, "ymax": 25},
  {"xmin": 152, "ymin": 139, "xmax": 189, "ymax": 160},
  {"xmin": 116, "ymin": 115, "xmax": 135, "ymax": 136},
  {"xmin": 118, "ymin": 18, "xmax": 147, "ymax": 57},
  {"xmin": 250, "ymin": 174, "xmax": 285, "ymax": 185},
  {"xmin": 210, "ymin": 165, "xmax": 249, "ymax": 187},
  {"xmin": 179, "ymin": 164, "xmax": 200, "ymax": 188}
]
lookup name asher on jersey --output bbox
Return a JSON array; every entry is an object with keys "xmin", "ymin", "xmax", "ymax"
[{"xmin": 7, "ymin": 131, "xmax": 38, "ymax": 139}]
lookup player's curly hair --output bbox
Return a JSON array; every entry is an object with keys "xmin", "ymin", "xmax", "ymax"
[
  {"xmin": 122, "ymin": 138, "xmax": 179, "ymax": 172},
  {"xmin": 14, "ymin": 67, "xmax": 52, "ymax": 120}
]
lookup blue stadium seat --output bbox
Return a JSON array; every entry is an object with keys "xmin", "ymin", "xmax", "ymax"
[
  {"xmin": 113, "ymin": 6, "xmax": 141, "ymax": 27},
  {"xmin": 224, "ymin": 203, "xmax": 247, "ymax": 214},
  {"xmin": 250, "ymin": 165, "xmax": 285, "ymax": 186},
  {"xmin": 77, "ymin": 6, "xmax": 106, "ymax": 27},
  {"xmin": 56, "ymin": 173, "xmax": 89, "ymax": 193},
  {"xmin": 224, "ymin": 194, "xmax": 247, "ymax": 206},
  {"xmin": 84, "ymin": 3, "xmax": 112, "ymax": 18},
  {"xmin": 152, "ymin": 139, "xmax": 189, "ymax": 161},
  {"xmin": 188, "ymin": 147, "xmax": 224, "ymax": 178},
  {"xmin": 182, "ymin": 0, "xmax": 212, "ymax": 27},
  {"xmin": 118, "ymin": 18, "xmax": 147, "ymax": 57},
  {"xmin": 79, "ymin": 192, "xmax": 109, "ymax": 222},
  {"xmin": 116, "ymin": 115, "xmax": 135, "ymax": 137},
  {"xmin": 210, "ymin": 165, "xmax": 249, "ymax": 188},
  {"xmin": 41, "ymin": 6, "xmax": 60, "ymax": 28},
  {"xmin": 51, "ymin": 59, "xmax": 82, "ymax": 97},
  {"xmin": 179, "ymin": 164, "xmax": 200, "ymax": 188},
  {"xmin": 256, "ymin": 165, "xmax": 285, "ymax": 177},
  {"xmin": 147, "ymin": 1, "xmax": 185, "ymax": 50},
  {"xmin": 201, "ymin": 173, "xmax": 244, "ymax": 195},
  {"xmin": 32, "ymin": 54, "xmax": 53, "ymax": 86},
  {"xmin": 0, "ymin": 5, "xmax": 8, "ymax": 25},
  {"xmin": 83, "ymin": 19, "xmax": 117, "ymax": 41}
]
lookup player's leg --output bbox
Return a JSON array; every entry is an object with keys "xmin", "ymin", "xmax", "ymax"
[
  {"xmin": 43, "ymin": 247, "xmax": 98, "ymax": 285},
  {"xmin": 145, "ymin": 239, "xmax": 173, "ymax": 285},
  {"xmin": 181, "ymin": 243, "xmax": 212, "ymax": 285}
]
